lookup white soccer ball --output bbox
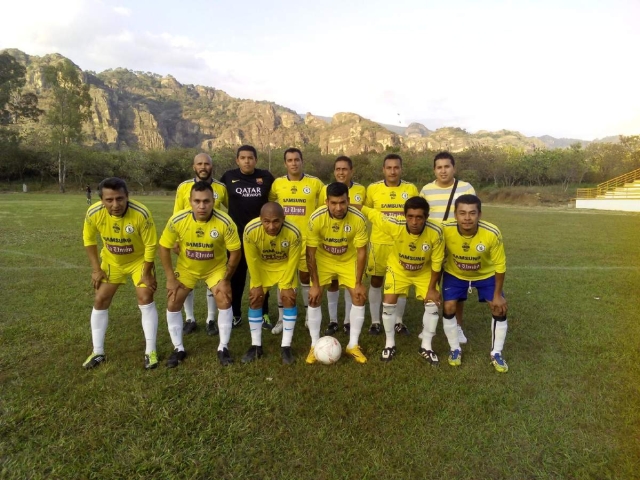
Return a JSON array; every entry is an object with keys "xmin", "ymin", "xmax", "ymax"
[{"xmin": 314, "ymin": 336, "xmax": 342, "ymax": 365}]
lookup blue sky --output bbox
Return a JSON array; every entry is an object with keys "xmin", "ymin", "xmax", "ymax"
[{"xmin": 1, "ymin": 0, "xmax": 638, "ymax": 139}]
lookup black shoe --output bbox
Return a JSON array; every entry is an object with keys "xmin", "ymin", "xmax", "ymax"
[
  {"xmin": 394, "ymin": 323, "xmax": 410, "ymax": 335},
  {"xmin": 281, "ymin": 346, "xmax": 295, "ymax": 365},
  {"xmin": 183, "ymin": 320, "xmax": 197, "ymax": 335},
  {"xmin": 232, "ymin": 316, "xmax": 243, "ymax": 329},
  {"xmin": 217, "ymin": 347, "xmax": 233, "ymax": 366},
  {"xmin": 380, "ymin": 346, "xmax": 396, "ymax": 362},
  {"xmin": 325, "ymin": 322, "xmax": 339, "ymax": 336},
  {"xmin": 343, "ymin": 323, "xmax": 351, "ymax": 334},
  {"xmin": 206, "ymin": 320, "xmax": 219, "ymax": 336},
  {"xmin": 241, "ymin": 345, "xmax": 264, "ymax": 364},
  {"xmin": 166, "ymin": 348, "xmax": 187, "ymax": 368},
  {"xmin": 418, "ymin": 348, "xmax": 439, "ymax": 366},
  {"xmin": 262, "ymin": 314, "xmax": 273, "ymax": 330},
  {"xmin": 82, "ymin": 352, "xmax": 105, "ymax": 369},
  {"xmin": 368, "ymin": 323, "xmax": 382, "ymax": 335}
]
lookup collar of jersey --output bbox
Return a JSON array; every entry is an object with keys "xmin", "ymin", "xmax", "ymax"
[
  {"xmin": 383, "ymin": 180, "xmax": 402, "ymax": 187},
  {"xmin": 406, "ymin": 223, "xmax": 426, "ymax": 236},
  {"xmin": 191, "ymin": 210, "xmax": 215, "ymax": 223},
  {"xmin": 286, "ymin": 173, "xmax": 305, "ymax": 181},
  {"xmin": 193, "ymin": 177, "xmax": 213, "ymax": 185}
]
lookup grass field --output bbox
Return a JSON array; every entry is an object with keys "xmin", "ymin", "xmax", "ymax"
[{"xmin": 1, "ymin": 193, "xmax": 639, "ymax": 479}]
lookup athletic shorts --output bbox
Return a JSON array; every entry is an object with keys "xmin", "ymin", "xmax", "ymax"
[
  {"xmin": 384, "ymin": 266, "xmax": 439, "ymax": 300},
  {"xmin": 442, "ymin": 271, "xmax": 502, "ymax": 303},
  {"xmin": 313, "ymin": 258, "xmax": 358, "ymax": 289},
  {"xmin": 298, "ymin": 238, "xmax": 308, "ymax": 273},
  {"xmin": 249, "ymin": 268, "xmax": 299, "ymax": 291},
  {"xmin": 174, "ymin": 264, "xmax": 226, "ymax": 290},
  {"xmin": 366, "ymin": 242, "xmax": 392, "ymax": 277},
  {"xmin": 101, "ymin": 256, "xmax": 154, "ymax": 287}
]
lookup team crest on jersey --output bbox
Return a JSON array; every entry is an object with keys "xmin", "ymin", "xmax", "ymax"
[
  {"xmin": 354, "ymin": 194, "xmax": 362, "ymax": 202},
  {"xmin": 281, "ymin": 241, "xmax": 289, "ymax": 248},
  {"xmin": 174, "ymin": 271, "xmax": 180, "ymax": 278},
  {"xmin": 390, "ymin": 191, "xmax": 397, "ymax": 199},
  {"xmin": 422, "ymin": 243, "xmax": 430, "ymax": 252},
  {"xmin": 408, "ymin": 243, "xmax": 416, "ymax": 251},
  {"xmin": 303, "ymin": 186, "xmax": 311, "ymax": 194},
  {"xmin": 210, "ymin": 229, "xmax": 219, "ymax": 238},
  {"xmin": 476, "ymin": 244, "xmax": 486, "ymax": 252},
  {"xmin": 214, "ymin": 192, "xmax": 219, "ymax": 199},
  {"xmin": 402, "ymin": 192, "xmax": 409, "ymax": 200},
  {"xmin": 291, "ymin": 186, "xmax": 298, "ymax": 194},
  {"xmin": 125, "ymin": 224, "xmax": 135, "ymax": 234},
  {"xmin": 256, "ymin": 178, "xmax": 263, "ymax": 185},
  {"xmin": 332, "ymin": 224, "xmax": 340, "ymax": 232},
  {"xmin": 196, "ymin": 228, "xmax": 204, "ymax": 238},
  {"xmin": 384, "ymin": 284, "xmax": 391, "ymax": 290},
  {"xmin": 113, "ymin": 224, "xmax": 121, "ymax": 233},
  {"xmin": 462, "ymin": 242, "xmax": 470, "ymax": 252},
  {"xmin": 344, "ymin": 225, "xmax": 352, "ymax": 233}
]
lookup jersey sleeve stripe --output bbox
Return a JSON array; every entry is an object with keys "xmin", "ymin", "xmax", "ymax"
[
  {"xmin": 425, "ymin": 222, "xmax": 443, "ymax": 235},
  {"xmin": 244, "ymin": 220, "xmax": 263, "ymax": 235},
  {"xmin": 283, "ymin": 221, "xmax": 302, "ymax": 238},
  {"xmin": 348, "ymin": 207, "xmax": 366, "ymax": 221},
  {"xmin": 88, "ymin": 204, "xmax": 104, "ymax": 216},
  {"xmin": 478, "ymin": 222, "xmax": 500, "ymax": 237},
  {"xmin": 310, "ymin": 207, "xmax": 328, "ymax": 221},
  {"xmin": 212, "ymin": 210, "xmax": 231, "ymax": 226},
  {"xmin": 128, "ymin": 202, "xmax": 150, "ymax": 219},
  {"xmin": 171, "ymin": 211, "xmax": 191, "ymax": 224}
]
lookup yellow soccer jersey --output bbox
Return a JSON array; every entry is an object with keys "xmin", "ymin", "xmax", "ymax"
[
  {"xmin": 83, "ymin": 199, "xmax": 157, "ymax": 265},
  {"xmin": 364, "ymin": 180, "xmax": 419, "ymax": 245},
  {"xmin": 307, "ymin": 206, "xmax": 368, "ymax": 264},
  {"xmin": 362, "ymin": 206, "xmax": 444, "ymax": 274},
  {"xmin": 419, "ymin": 180, "xmax": 475, "ymax": 224},
  {"xmin": 173, "ymin": 178, "xmax": 228, "ymax": 214},
  {"xmin": 268, "ymin": 174, "xmax": 324, "ymax": 234},
  {"xmin": 243, "ymin": 218, "xmax": 302, "ymax": 289},
  {"xmin": 159, "ymin": 209, "xmax": 241, "ymax": 276},
  {"xmin": 442, "ymin": 220, "xmax": 506, "ymax": 281},
  {"xmin": 318, "ymin": 182, "xmax": 366, "ymax": 206}
]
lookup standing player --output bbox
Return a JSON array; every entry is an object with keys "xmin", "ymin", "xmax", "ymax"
[
  {"xmin": 364, "ymin": 154, "xmax": 419, "ymax": 335},
  {"xmin": 420, "ymin": 151, "xmax": 476, "ymax": 344},
  {"xmin": 242, "ymin": 202, "xmax": 302, "ymax": 364},
  {"xmin": 268, "ymin": 148, "xmax": 323, "ymax": 335},
  {"xmin": 306, "ymin": 182, "xmax": 369, "ymax": 364},
  {"xmin": 318, "ymin": 156, "xmax": 366, "ymax": 335},
  {"xmin": 441, "ymin": 194, "xmax": 509, "ymax": 372},
  {"xmin": 361, "ymin": 197, "xmax": 445, "ymax": 362},
  {"xmin": 174, "ymin": 153, "xmax": 229, "ymax": 337},
  {"xmin": 220, "ymin": 145, "xmax": 275, "ymax": 329},
  {"xmin": 82, "ymin": 177, "xmax": 159, "ymax": 370},
  {"xmin": 85, "ymin": 185, "xmax": 92, "ymax": 205},
  {"xmin": 159, "ymin": 181, "xmax": 241, "ymax": 367}
]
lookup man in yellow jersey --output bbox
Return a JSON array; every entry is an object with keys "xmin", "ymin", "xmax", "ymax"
[
  {"xmin": 441, "ymin": 194, "xmax": 509, "ymax": 372},
  {"xmin": 242, "ymin": 202, "xmax": 302, "ymax": 365},
  {"xmin": 364, "ymin": 154, "xmax": 419, "ymax": 335},
  {"xmin": 361, "ymin": 197, "xmax": 447, "ymax": 363},
  {"xmin": 318, "ymin": 156, "xmax": 366, "ymax": 335},
  {"xmin": 174, "ymin": 153, "xmax": 229, "ymax": 337},
  {"xmin": 82, "ymin": 177, "xmax": 159, "ymax": 370},
  {"xmin": 306, "ymin": 182, "xmax": 369, "ymax": 364},
  {"xmin": 159, "ymin": 181, "xmax": 242, "ymax": 367},
  {"xmin": 420, "ymin": 151, "xmax": 476, "ymax": 344},
  {"xmin": 268, "ymin": 148, "xmax": 324, "ymax": 334}
]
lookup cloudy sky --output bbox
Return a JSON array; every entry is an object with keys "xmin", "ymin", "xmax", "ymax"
[{"xmin": 1, "ymin": 0, "xmax": 638, "ymax": 140}]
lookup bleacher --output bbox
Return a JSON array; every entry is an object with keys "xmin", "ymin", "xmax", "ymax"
[{"xmin": 575, "ymin": 168, "xmax": 640, "ymax": 212}]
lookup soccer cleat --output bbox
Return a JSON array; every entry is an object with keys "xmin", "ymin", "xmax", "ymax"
[
  {"xmin": 281, "ymin": 346, "xmax": 295, "ymax": 365},
  {"xmin": 241, "ymin": 345, "xmax": 264, "ymax": 364},
  {"xmin": 166, "ymin": 348, "xmax": 187, "ymax": 368},
  {"xmin": 458, "ymin": 325, "xmax": 468, "ymax": 344},
  {"xmin": 83, "ymin": 352, "xmax": 105, "ymax": 369},
  {"xmin": 394, "ymin": 323, "xmax": 410, "ymax": 335},
  {"xmin": 418, "ymin": 348, "xmax": 439, "ymax": 366},
  {"xmin": 262, "ymin": 314, "xmax": 273, "ymax": 330},
  {"xmin": 368, "ymin": 323, "xmax": 381, "ymax": 335},
  {"xmin": 346, "ymin": 345, "xmax": 368, "ymax": 364},
  {"xmin": 380, "ymin": 346, "xmax": 396, "ymax": 362},
  {"xmin": 448, "ymin": 349, "xmax": 462, "ymax": 367},
  {"xmin": 491, "ymin": 353, "xmax": 509, "ymax": 373},
  {"xmin": 271, "ymin": 319, "xmax": 283, "ymax": 335},
  {"xmin": 325, "ymin": 322, "xmax": 339, "ymax": 336},
  {"xmin": 232, "ymin": 316, "xmax": 243, "ymax": 329},
  {"xmin": 206, "ymin": 320, "xmax": 219, "ymax": 336},
  {"xmin": 343, "ymin": 323, "xmax": 351, "ymax": 334},
  {"xmin": 217, "ymin": 347, "xmax": 233, "ymax": 366},
  {"xmin": 418, "ymin": 332, "xmax": 424, "ymax": 339},
  {"xmin": 183, "ymin": 320, "xmax": 197, "ymax": 335},
  {"xmin": 305, "ymin": 347, "xmax": 316, "ymax": 364},
  {"xmin": 144, "ymin": 351, "xmax": 158, "ymax": 370}
]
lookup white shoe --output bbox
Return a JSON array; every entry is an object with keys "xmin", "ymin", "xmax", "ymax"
[
  {"xmin": 272, "ymin": 318, "xmax": 283, "ymax": 335},
  {"xmin": 457, "ymin": 325, "xmax": 468, "ymax": 344},
  {"xmin": 418, "ymin": 332, "xmax": 423, "ymax": 339}
]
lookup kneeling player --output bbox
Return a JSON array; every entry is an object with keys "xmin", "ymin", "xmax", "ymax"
[
  {"xmin": 159, "ymin": 181, "xmax": 241, "ymax": 367},
  {"xmin": 442, "ymin": 194, "xmax": 509, "ymax": 372},
  {"xmin": 242, "ymin": 202, "xmax": 302, "ymax": 364}
]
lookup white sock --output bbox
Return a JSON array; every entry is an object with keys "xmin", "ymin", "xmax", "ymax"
[
  {"xmin": 395, "ymin": 296, "xmax": 407, "ymax": 324},
  {"xmin": 443, "ymin": 315, "xmax": 460, "ymax": 351},
  {"xmin": 368, "ymin": 286, "xmax": 382, "ymax": 324},
  {"xmin": 344, "ymin": 289, "xmax": 352, "ymax": 324},
  {"xmin": 90, "ymin": 308, "xmax": 108, "ymax": 355},
  {"xmin": 166, "ymin": 310, "xmax": 184, "ymax": 351},
  {"xmin": 248, "ymin": 308, "xmax": 263, "ymax": 346},
  {"xmin": 491, "ymin": 317, "xmax": 508, "ymax": 355},
  {"xmin": 348, "ymin": 305, "xmax": 365, "ymax": 349},
  {"xmin": 184, "ymin": 290, "xmax": 195, "ymax": 321},
  {"xmin": 277, "ymin": 288, "xmax": 284, "ymax": 323},
  {"xmin": 281, "ymin": 307, "xmax": 297, "ymax": 347},
  {"xmin": 327, "ymin": 290, "xmax": 339, "ymax": 322},
  {"xmin": 307, "ymin": 306, "xmax": 322, "ymax": 346},
  {"xmin": 421, "ymin": 302, "xmax": 439, "ymax": 351},
  {"xmin": 217, "ymin": 307, "xmax": 233, "ymax": 351},
  {"xmin": 138, "ymin": 302, "xmax": 158, "ymax": 354},
  {"xmin": 382, "ymin": 303, "xmax": 396, "ymax": 349},
  {"xmin": 301, "ymin": 283, "xmax": 310, "ymax": 319},
  {"xmin": 206, "ymin": 290, "xmax": 217, "ymax": 322}
]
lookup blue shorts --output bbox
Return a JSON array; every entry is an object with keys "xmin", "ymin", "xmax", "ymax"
[{"xmin": 442, "ymin": 272, "xmax": 501, "ymax": 303}]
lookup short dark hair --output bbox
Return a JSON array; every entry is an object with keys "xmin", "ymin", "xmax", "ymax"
[
  {"xmin": 98, "ymin": 177, "xmax": 128, "ymax": 198},
  {"xmin": 284, "ymin": 147, "xmax": 303, "ymax": 161},
  {"xmin": 383, "ymin": 153, "xmax": 403, "ymax": 166},
  {"xmin": 404, "ymin": 196, "xmax": 430, "ymax": 217},
  {"xmin": 335, "ymin": 156, "xmax": 353, "ymax": 169},
  {"xmin": 191, "ymin": 180, "xmax": 214, "ymax": 195},
  {"xmin": 455, "ymin": 194, "xmax": 481, "ymax": 213},
  {"xmin": 326, "ymin": 181, "xmax": 349, "ymax": 199},
  {"xmin": 237, "ymin": 145, "xmax": 257, "ymax": 159},
  {"xmin": 434, "ymin": 151, "xmax": 455, "ymax": 168}
]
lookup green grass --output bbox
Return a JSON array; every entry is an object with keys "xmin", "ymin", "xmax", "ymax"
[{"xmin": 1, "ymin": 194, "xmax": 639, "ymax": 479}]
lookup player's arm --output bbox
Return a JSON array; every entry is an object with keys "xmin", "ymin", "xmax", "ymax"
[
  {"xmin": 363, "ymin": 185, "xmax": 374, "ymax": 208},
  {"xmin": 243, "ymin": 232, "xmax": 261, "ymax": 285},
  {"xmin": 353, "ymin": 245, "xmax": 367, "ymax": 304},
  {"xmin": 83, "ymin": 214, "xmax": 107, "ymax": 289},
  {"xmin": 281, "ymin": 236, "xmax": 302, "ymax": 289},
  {"xmin": 361, "ymin": 206, "xmax": 397, "ymax": 235}
]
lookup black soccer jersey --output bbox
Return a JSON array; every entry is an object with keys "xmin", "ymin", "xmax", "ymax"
[{"xmin": 220, "ymin": 168, "xmax": 275, "ymax": 233}]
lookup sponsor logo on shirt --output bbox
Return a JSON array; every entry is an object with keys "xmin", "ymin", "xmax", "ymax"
[
  {"xmin": 323, "ymin": 244, "xmax": 348, "ymax": 255},
  {"xmin": 283, "ymin": 206, "xmax": 306, "ymax": 216},
  {"xmin": 455, "ymin": 260, "xmax": 481, "ymax": 271},
  {"xmin": 186, "ymin": 249, "xmax": 215, "ymax": 260},
  {"xmin": 235, "ymin": 187, "xmax": 263, "ymax": 197},
  {"xmin": 400, "ymin": 261, "xmax": 423, "ymax": 271},
  {"xmin": 107, "ymin": 244, "xmax": 134, "ymax": 255}
]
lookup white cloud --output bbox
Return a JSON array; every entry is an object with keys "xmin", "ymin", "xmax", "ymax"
[{"xmin": 113, "ymin": 6, "xmax": 131, "ymax": 16}]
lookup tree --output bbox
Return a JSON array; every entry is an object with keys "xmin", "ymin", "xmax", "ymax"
[{"xmin": 43, "ymin": 60, "xmax": 92, "ymax": 192}]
